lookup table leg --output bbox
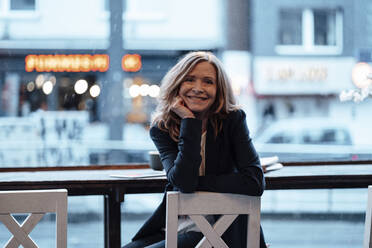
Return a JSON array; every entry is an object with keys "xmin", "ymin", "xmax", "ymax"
[{"xmin": 104, "ymin": 190, "xmax": 123, "ymax": 248}]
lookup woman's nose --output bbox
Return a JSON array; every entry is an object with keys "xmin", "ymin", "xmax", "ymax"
[{"xmin": 191, "ymin": 80, "xmax": 204, "ymax": 93}]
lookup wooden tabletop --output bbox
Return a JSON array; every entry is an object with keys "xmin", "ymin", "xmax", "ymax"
[
  {"xmin": 264, "ymin": 163, "xmax": 372, "ymax": 189},
  {"xmin": 0, "ymin": 163, "xmax": 372, "ymax": 194},
  {"xmin": 0, "ymin": 168, "xmax": 167, "ymax": 195}
]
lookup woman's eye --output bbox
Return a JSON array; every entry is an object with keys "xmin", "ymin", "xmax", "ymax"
[
  {"xmin": 205, "ymin": 79, "xmax": 214, "ymax": 85},
  {"xmin": 183, "ymin": 77, "xmax": 194, "ymax": 82}
]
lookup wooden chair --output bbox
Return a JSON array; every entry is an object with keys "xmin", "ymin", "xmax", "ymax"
[
  {"xmin": 0, "ymin": 189, "xmax": 68, "ymax": 248},
  {"xmin": 364, "ymin": 186, "xmax": 372, "ymax": 248},
  {"xmin": 165, "ymin": 191, "xmax": 261, "ymax": 248}
]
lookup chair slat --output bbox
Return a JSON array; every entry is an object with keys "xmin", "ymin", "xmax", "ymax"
[
  {"xmin": 178, "ymin": 192, "xmax": 259, "ymax": 215},
  {"xmin": 0, "ymin": 189, "xmax": 67, "ymax": 213},
  {"xmin": 189, "ymin": 215, "xmax": 228, "ymax": 248},
  {"xmin": 0, "ymin": 214, "xmax": 38, "ymax": 248},
  {"xmin": 364, "ymin": 186, "xmax": 372, "ymax": 248},
  {"xmin": 195, "ymin": 214, "xmax": 238, "ymax": 248},
  {"xmin": 6, "ymin": 213, "xmax": 44, "ymax": 247}
]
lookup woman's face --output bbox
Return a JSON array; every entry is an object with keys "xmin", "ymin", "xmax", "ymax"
[{"xmin": 178, "ymin": 61, "xmax": 217, "ymax": 119}]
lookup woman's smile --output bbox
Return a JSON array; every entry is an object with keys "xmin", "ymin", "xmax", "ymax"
[{"xmin": 186, "ymin": 95, "xmax": 209, "ymax": 101}]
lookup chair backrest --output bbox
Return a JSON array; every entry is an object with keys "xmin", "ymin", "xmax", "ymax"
[
  {"xmin": 165, "ymin": 191, "xmax": 261, "ymax": 248},
  {"xmin": 364, "ymin": 186, "xmax": 372, "ymax": 248},
  {"xmin": 0, "ymin": 189, "xmax": 68, "ymax": 248}
]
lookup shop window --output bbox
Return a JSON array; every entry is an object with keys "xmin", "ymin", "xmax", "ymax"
[
  {"xmin": 10, "ymin": 0, "xmax": 35, "ymax": 10},
  {"xmin": 314, "ymin": 10, "xmax": 337, "ymax": 46},
  {"xmin": 0, "ymin": 0, "xmax": 38, "ymax": 18},
  {"xmin": 276, "ymin": 8, "xmax": 343, "ymax": 55},
  {"xmin": 279, "ymin": 9, "xmax": 302, "ymax": 45}
]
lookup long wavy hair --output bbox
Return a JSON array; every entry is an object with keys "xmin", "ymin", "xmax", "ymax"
[{"xmin": 152, "ymin": 51, "xmax": 239, "ymax": 141}]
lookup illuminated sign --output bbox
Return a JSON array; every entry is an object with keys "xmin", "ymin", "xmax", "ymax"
[
  {"xmin": 122, "ymin": 54, "xmax": 142, "ymax": 72},
  {"xmin": 253, "ymin": 57, "xmax": 355, "ymax": 95},
  {"xmin": 25, "ymin": 54, "xmax": 109, "ymax": 72},
  {"xmin": 265, "ymin": 67, "xmax": 328, "ymax": 82}
]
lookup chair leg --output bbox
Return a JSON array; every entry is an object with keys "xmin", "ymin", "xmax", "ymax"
[
  {"xmin": 56, "ymin": 193, "xmax": 68, "ymax": 248},
  {"xmin": 166, "ymin": 192, "xmax": 179, "ymax": 248},
  {"xmin": 247, "ymin": 199, "xmax": 261, "ymax": 248},
  {"xmin": 364, "ymin": 186, "xmax": 372, "ymax": 248}
]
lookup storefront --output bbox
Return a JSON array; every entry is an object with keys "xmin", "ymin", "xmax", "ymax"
[
  {"xmin": 0, "ymin": 49, "xmax": 184, "ymax": 124},
  {"xmin": 252, "ymin": 56, "xmax": 356, "ymax": 126}
]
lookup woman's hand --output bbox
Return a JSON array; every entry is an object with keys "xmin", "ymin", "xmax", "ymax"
[{"xmin": 171, "ymin": 96, "xmax": 195, "ymax": 119}]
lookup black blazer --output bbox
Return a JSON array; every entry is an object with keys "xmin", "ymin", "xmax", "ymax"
[{"xmin": 132, "ymin": 109, "xmax": 266, "ymax": 247}]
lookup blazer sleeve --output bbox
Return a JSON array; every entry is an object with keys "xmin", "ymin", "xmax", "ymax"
[
  {"xmin": 197, "ymin": 110, "xmax": 265, "ymax": 196},
  {"xmin": 150, "ymin": 118, "xmax": 203, "ymax": 193}
]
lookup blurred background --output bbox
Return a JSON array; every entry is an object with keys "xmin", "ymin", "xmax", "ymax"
[{"xmin": 0, "ymin": 0, "xmax": 371, "ymax": 247}]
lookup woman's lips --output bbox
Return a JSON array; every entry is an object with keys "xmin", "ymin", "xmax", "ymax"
[{"xmin": 186, "ymin": 95, "xmax": 208, "ymax": 100}]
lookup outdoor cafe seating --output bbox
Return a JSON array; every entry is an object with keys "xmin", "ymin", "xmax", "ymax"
[{"xmin": 0, "ymin": 160, "xmax": 372, "ymax": 247}]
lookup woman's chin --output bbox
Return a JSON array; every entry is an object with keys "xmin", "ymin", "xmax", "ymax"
[{"xmin": 191, "ymin": 110, "xmax": 207, "ymax": 119}]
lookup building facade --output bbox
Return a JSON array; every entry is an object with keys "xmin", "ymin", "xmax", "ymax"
[{"xmin": 250, "ymin": 0, "xmax": 372, "ymax": 130}]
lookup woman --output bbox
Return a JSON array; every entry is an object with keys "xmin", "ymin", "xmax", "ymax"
[{"xmin": 123, "ymin": 51, "xmax": 267, "ymax": 248}]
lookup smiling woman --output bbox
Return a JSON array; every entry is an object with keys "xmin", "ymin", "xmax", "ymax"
[{"xmin": 122, "ymin": 51, "xmax": 267, "ymax": 248}]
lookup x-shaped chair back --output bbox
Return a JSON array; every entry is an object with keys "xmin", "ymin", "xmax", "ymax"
[
  {"xmin": 364, "ymin": 186, "xmax": 372, "ymax": 248},
  {"xmin": 166, "ymin": 191, "xmax": 261, "ymax": 248},
  {"xmin": 0, "ymin": 189, "xmax": 68, "ymax": 248}
]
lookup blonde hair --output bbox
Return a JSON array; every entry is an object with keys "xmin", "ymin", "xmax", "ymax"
[{"xmin": 152, "ymin": 51, "xmax": 239, "ymax": 141}]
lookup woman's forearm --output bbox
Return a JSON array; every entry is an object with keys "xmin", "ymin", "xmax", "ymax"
[
  {"xmin": 197, "ymin": 168, "xmax": 265, "ymax": 196},
  {"xmin": 151, "ymin": 118, "xmax": 203, "ymax": 193}
]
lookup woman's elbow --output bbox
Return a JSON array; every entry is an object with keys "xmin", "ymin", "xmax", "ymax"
[
  {"xmin": 244, "ymin": 177, "xmax": 265, "ymax": 196},
  {"xmin": 256, "ymin": 185, "xmax": 264, "ymax": 196},
  {"xmin": 179, "ymin": 185, "xmax": 197, "ymax": 193},
  {"xmin": 244, "ymin": 184, "xmax": 264, "ymax": 196},
  {"xmin": 169, "ymin": 175, "xmax": 198, "ymax": 193},
  {"xmin": 176, "ymin": 182, "xmax": 198, "ymax": 193},
  {"xmin": 256, "ymin": 178, "xmax": 266, "ymax": 196},
  {"xmin": 252, "ymin": 170, "xmax": 266, "ymax": 196}
]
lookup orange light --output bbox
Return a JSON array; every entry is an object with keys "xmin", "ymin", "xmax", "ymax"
[
  {"xmin": 122, "ymin": 54, "xmax": 142, "ymax": 72},
  {"xmin": 25, "ymin": 54, "xmax": 109, "ymax": 72}
]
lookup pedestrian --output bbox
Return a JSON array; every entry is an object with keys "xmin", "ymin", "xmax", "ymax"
[{"xmin": 123, "ymin": 51, "xmax": 267, "ymax": 248}]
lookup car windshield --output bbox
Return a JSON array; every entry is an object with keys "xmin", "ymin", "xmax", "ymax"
[{"xmin": 301, "ymin": 128, "xmax": 352, "ymax": 145}]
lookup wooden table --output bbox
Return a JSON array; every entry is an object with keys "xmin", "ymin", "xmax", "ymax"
[{"xmin": 1, "ymin": 163, "xmax": 372, "ymax": 248}]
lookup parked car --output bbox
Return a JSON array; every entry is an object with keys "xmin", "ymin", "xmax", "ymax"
[{"xmin": 253, "ymin": 117, "xmax": 372, "ymax": 162}]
